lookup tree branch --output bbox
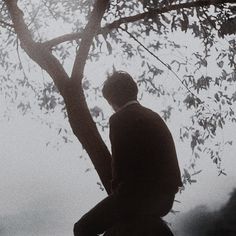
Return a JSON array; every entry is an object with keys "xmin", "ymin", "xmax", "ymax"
[
  {"xmin": 5, "ymin": 0, "xmax": 113, "ymax": 194},
  {"xmin": 4, "ymin": 0, "xmax": 69, "ymax": 96},
  {"xmin": 107, "ymin": 0, "xmax": 236, "ymax": 27},
  {"xmin": 119, "ymin": 26, "xmax": 212, "ymax": 113},
  {"xmin": 119, "ymin": 27, "xmax": 196, "ymax": 96},
  {"xmin": 71, "ymin": 0, "xmax": 110, "ymax": 81},
  {"xmin": 42, "ymin": 0, "xmax": 235, "ymax": 48},
  {"xmin": 42, "ymin": 32, "xmax": 83, "ymax": 49}
]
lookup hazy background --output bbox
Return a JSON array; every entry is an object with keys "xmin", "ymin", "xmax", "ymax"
[
  {"xmin": 1, "ymin": 70, "xmax": 236, "ymax": 235},
  {"xmin": 1, "ymin": 3, "xmax": 236, "ymax": 235}
]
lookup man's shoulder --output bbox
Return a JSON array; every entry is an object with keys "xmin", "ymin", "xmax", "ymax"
[
  {"xmin": 109, "ymin": 104, "xmax": 161, "ymax": 125},
  {"xmin": 127, "ymin": 104, "xmax": 162, "ymax": 121}
]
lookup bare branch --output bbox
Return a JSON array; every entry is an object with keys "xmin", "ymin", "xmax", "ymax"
[
  {"xmin": 42, "ymin": 0, "xmax": 235, "ymax": 48},
  {"xmin": 4, "ymin": 0, "xmax": 69, "ymax": 95},
  {"xmin": 71, "ymin": 0, "xmax": 110, "ymax": 81},
  {"xmin": 107, "ymin": 0, "xmax": 236, "ymax": 27},
  {"xmin": 42, "ymin": 32, "xmax": 83, "ymax": 49}
]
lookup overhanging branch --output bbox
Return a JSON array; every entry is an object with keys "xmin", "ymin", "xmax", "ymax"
[
  {"xmin": 71, "ymin": 0, "xmax": 110, "ymax": 81},
  {"xmin": 4, "ymin": 0, "xmax": 69, "ymax": 95},
  {"xmin": 108, "ymin": 0, "xmax": 236, "ymax": 27},
  {"xmin": 5, "ymin": 0, "xmax": 113, "ymax": 194},
  {"xmin": 43, "ymin": 0, "xmax": 235, "ymax": 48},
  {"xmin": 43, "ymin": 32, "xmax": 83, "ymax": 49}
]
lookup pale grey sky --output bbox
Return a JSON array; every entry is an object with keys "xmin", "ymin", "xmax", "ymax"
[
  {"xmin": 1, "ymin": 5, "xmax": 236, "ymax": 235},
  {"xmin": 1, "ymin": 90, "xmax": 236, "ymax": 236}
]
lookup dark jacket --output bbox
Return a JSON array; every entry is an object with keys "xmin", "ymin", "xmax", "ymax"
[{"xmin": 109, "ymin": 103, "xmax": 182, "ymax": 194}]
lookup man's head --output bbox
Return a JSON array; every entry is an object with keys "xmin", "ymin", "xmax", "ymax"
[{"xmin": 102, "ymin": 71, "xmax": 138, "ymax": 110}]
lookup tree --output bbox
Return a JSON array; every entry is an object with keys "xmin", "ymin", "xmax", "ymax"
[{"xmin": 1, "ymin": 0, "xmax": 236, "ymax": 234}]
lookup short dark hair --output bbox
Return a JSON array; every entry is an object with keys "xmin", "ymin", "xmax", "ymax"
[{"xmin": 102, "ymin": 71, "xmax": 138, "ymax": 107}]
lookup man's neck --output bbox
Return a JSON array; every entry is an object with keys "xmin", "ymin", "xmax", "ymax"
[{"xmin": 116, "ymin": 100, "xmax": 139, "ymax": 113}]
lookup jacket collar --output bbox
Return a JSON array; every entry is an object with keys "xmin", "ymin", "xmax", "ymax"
[{"xmin": 116, "ymin": 100, "xmax": 139, "ymax": 113}]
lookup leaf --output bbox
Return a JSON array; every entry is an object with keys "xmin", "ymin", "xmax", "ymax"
[
  {"xmin": 190, "ymin": 179, "xmax": 197, "ymax": 183},
  {"xmin": 171, "ymin": 15, "xmax": 177, "ymax": 32},
  {"xmin": 218, "ymin": 170, "xmax": 227, "ymax": 176},
  {"xmin": 106, "ymin": 41, "xmax": 112, "ymax": 55},
  {"xmin": 225, "ymin": 141, "xmax": 233, "ymax": 145},
  {"xmin": 82, "ymin": 80, "xmax": 90, "ymax": 90},
  {"xmin": 218, "ymin": 120, "xmax": 223, "ymax": 129},
  {"xmin": 192, "ymin": 170, "xmax": 202, "ymax": 176},
  {"xmin": 90, "ymin": 106, "xmax": 102, "ymax": 118},
  {"xmin": 180, "ymin": 12, "xmax": 189, "ymax": 32},
  {"xmin": 191, "ymin": 138, "xmax": 197, "ymax": 151},
  {"xmin": 161, "ymin": 14, "xmax": 170, "ymax": 24},
  {"xmin": 219, "ymin": 16, "xmax": 236, "ymax": 37},
  {"xmin": 232, "ymin": 92, "xmax": 236, "ymax": 102},
  {"xmin": 214, "ymin": 93, "xmax": 220, "ymax": 102},
  {"xmin": 183, "ymin": 168, "xmax": 191, "ymax": 179},
  {"xmin": 194, "ymin": 152, "xmax": 200, "ymax": 159},
  {"xmin": 58, "ymin": 128, "xmax": 62, "ymax": 135},
  {"xmin": 217, "ymin": 61, "xmax": 224, "ymax": 68}
]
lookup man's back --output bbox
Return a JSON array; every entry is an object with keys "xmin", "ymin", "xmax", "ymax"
[
  {"xmin": 109, "ymin": 103, "xmax": 182, "ymax": 194},
  {"xmin": 74, "ymin": 72, "xmax": 180, "ymax": 236}
]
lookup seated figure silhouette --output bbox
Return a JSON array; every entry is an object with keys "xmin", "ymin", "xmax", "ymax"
[{"xmin": 74, "ymin": 71, "xmax": 182, "ymax": 236}]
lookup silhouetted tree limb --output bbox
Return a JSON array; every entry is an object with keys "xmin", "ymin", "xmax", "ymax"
[
  {"xmin": 42, "ymin": 0, "xmax": 235, "ymax": 48},
  {"xmin": 4, "ymin": 0, "xmax": 68, "ymax": 95},
  {"xmin": 71, "ymin": 0, "xmax": 110, "ymax": 81},
  {"xmin": 42, "ymin": 32, "xmax": 83, "ymax": 49},
  {"xmin": 5, "ymin": 0, "xmax": 112, "ymax": 194},
  {"xmin": 4, "ymin": 0, "xmax": 235, "ymax": 201}
]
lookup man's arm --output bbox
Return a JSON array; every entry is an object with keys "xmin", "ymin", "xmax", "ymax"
[{"xmin": 109, "ymin": 115, "xmax": 132, "ymax": 192}]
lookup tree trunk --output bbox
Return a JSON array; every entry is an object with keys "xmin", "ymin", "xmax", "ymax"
[
  {"xmin": 5, "ymin": 0, "xmax": 112, "ymax": 194},
  {"xmin": 63, "ymin": 80, "xmax": 112, "ymax": 193},
  {"xmin": 5, "ymin": 1, "xmax": 179, "ymax": 235}
]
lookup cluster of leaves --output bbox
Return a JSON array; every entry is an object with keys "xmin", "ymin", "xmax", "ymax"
[{"xmin": 1, "ymin": 0, "xmax": 236, "ymax": 187}]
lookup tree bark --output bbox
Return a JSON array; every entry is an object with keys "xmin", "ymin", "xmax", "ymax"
[
  {"xmin": 5, "ymin": 0, "xmax": 184, "ymax": 234},
  {"xmin": 5, "ymin": 0, "xmax": 112, "ymax": 194},
  {"xmin": 63, "ymin": 80, "xmax": 112, "ymax": 193}
]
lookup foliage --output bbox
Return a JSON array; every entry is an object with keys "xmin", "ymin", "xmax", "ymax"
[{"xmin": 0, "ymin": 0, "xmax": 236, "ymax": 187}]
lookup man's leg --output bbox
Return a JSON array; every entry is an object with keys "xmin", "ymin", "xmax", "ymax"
[
  {"xmin": 73, "ymin": 193, "xmax": 130, "ymax": 236},
  {"xmin": 73, "ymin": 188, "xmax": 175, "ymax": 236}
]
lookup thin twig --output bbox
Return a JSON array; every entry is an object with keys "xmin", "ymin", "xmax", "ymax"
[
  {"xmin": 27, "ymin": 4, "xmax": 41, "ymax": 28},
  {"xmin": 202, "ymin": 7, "xmax": 217, "ymax": 30},
  {"xmin": 119, "ymin": 26, "xmax": 205, "ymax": 104},
  {"xmin": 24, "ymin": 2, "xmax": 42, "ymax": 41},
  {"xmin": 42, "ymin": 0, "xmax": 58, "ymax": 21},
  {"xmin": 16, "ymin": 38, "xmax": 38, "ymax": 94},
  {"xmin": 16, "ymin": 37, "xmax": 27, "ymax": 77}
]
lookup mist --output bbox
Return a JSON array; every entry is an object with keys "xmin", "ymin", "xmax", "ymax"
[
  {"xmin": 1, "ymin": 114, "xmax": 236, "ymax": 235},
  {"xmin": 174, "ymin": 188, "xmax": 236, "ymax": 236}
]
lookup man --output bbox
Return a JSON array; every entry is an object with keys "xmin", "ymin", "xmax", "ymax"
[{"xmin": 74, "ymin": 71, "xmax": 182, "ymax": 236}]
